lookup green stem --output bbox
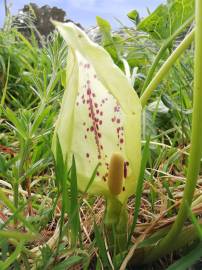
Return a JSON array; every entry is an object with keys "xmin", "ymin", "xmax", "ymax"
[
  {"xmin": 14, "ymin": 140, "xmax": 30, "ymax": 219},
  {"xmin": 144, "ymin": 1, "xmax": 202, "ymax": 262},
  {"xmin": 141, "ymin": 15, "xmax": 194, "ymax": 94},
  {"xmin": 1, "ymin": 57, "xmax": 10, "ymax": 107},
  {"xmin": 140, "ymin": 29, "xmax": 194, "ymax": 107},
  {"xmin": 104, "ymin": 196, "xmax": 128, "ymax": 254},
  {"xmin": 13, "ymin": 182, "xmax": 19, "ymax": 216}
]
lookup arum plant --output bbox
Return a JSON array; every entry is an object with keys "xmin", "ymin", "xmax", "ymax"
[{"xmin": 52, "ymin": 21, "xmax": 141, "ymax": 252}]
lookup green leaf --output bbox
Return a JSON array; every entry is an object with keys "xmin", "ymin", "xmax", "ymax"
[
  {"xmin": 0, "ymin": 239, "xmax": 8, "ymax": 261},
  {"xmin": 84, "ymin": 162, "xmax": 101, "ymax": 193},
  {"xmin": 96, "ymin": 16, "xmax": 111, "ymax": 33},
  {"xmin": 96, "ymin": 16, "xmax": 120, "ymax": 62},
  {"xmin": 39, "ymin": 245, "xmax": 53, "ymax": 268},
  {"xmin": 3, "ymin": 107, "xmax": 27, "ymax": 140},
  {"xmin": 138, "ymin": 0, "xmax": 194, "ymax": 40},
  {"xmin": 0, "ymin": 230, "xmax": 35, "ymax": 241},
  {"xmin": 31, "ymin": 105, "xmax": 51, "ymax": 134},
  {"xmin": 0, "ymin": 155, "xmax": 7, "ymax": 173},
  {"xmin": 61, "ymin": 69, "xmax": 66, "ymax": 87},
  {"xmin": 127, "ymin": 10, "xmax": 140, "ymax": 25},
  {"xmin": 166, "ymin": 241, "xmax": 202, "ymax": 270},
  {"xmin": 52, "ymin": 256, "xmax": 82, "ymax": 270},
  {"xmin": 55, "ymin": 135, "xmax": 68, "ymax": 192}
]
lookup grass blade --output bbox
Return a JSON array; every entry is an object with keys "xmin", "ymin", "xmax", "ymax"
[
  {"xmin": 84, "ymin": 162, "xmax": 101, "ymax": 193},
  {"xmin": 128, "ymin": 136, "xmax": 150, "ymax": 244},
  {"xmin": 53, "ymin": 256, "xmax": 82, "ymax": 270},
  {"xmin": 0, "ymin": 230, "xmax": 35, "ymax": 241},
  {"xmin": 94, "ymin": 222, "xmax": 110, "ymax": 268},
  {"xmin": 69, "ymin": 156, "xmax": 80, "ymax": 247}
]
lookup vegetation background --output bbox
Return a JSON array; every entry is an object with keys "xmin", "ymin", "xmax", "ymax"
[{"xmin": 0, "ymin": 0, "xmax": 202, "ymax": 269}]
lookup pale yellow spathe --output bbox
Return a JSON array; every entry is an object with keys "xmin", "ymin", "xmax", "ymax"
[{"xmin": 52, "ymin": 21, "xmax": 141, "ymax": 203}]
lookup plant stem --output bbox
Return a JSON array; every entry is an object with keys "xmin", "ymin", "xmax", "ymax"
[
  {"xmin": 144, "ymin": 1, "xmax": 202, "ymax": 262},
  {"xmin": 13, "ymin": 182, "xmax": 19, "ymax": 225},
  {"xmin": 140, "ymin": 29, "xmax": 194, "ymax": 107},
  {"xmin": 129, "ymin": 221, "xmax": 202, "ymax": 266},
  {"xmin": 26, "ymin": 177, "xmax": 33, "ymax": 216},
  {"xmin": 104, "ymin": 196, "xmax": 128, "ymax": 254},
  {"xmin": 1, "ymin": 57, "xmax": 10, "ymax": 107},
  {"xmin": 141, "ymin": 15, "xmax": 194, "ymax": 94},
  {"xmin": 14, "ymin": 140, "xmax": 30, "ymax": 224}
]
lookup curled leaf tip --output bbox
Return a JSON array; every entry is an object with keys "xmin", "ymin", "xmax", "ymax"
[{"xmin": 108, "ymin": 152, "xmax": 124, "ymax": 196}]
